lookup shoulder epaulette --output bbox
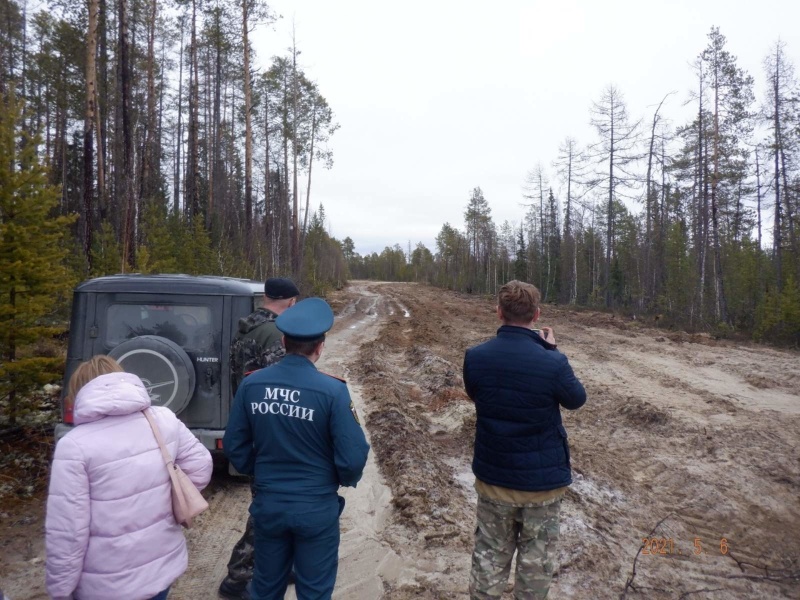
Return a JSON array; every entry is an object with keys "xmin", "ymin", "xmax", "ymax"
[{"xmin": 320, "ymin": 371, "xmax": 346, "ymax": 384}]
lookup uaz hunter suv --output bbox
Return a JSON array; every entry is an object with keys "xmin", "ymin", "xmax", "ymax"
[{"xmin": 54, "ymin": 274, "xmax": 265, "ymax": 451}]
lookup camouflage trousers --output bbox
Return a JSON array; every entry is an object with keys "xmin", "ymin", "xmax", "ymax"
[
  {"xmin": 469, "ymin": 496, "xmax": 561, "ymax": 600},
  {"xmin": 223, "ymin": 485, "xmax": 256, "ymax": 586}
]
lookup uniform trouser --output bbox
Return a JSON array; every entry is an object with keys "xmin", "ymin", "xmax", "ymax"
[
  {"xmin": 223, "ymin": 483, "xmax": 257, "ymax": 587},
  {"xmin": 224, "ymin": 514, "xmax": 256, "ymax": 586},
  {"xmin": 250, "ymin": 494, "xmax": 345, "ymax": 600},
  {"xmin": 469, "ymin": 496, "xmax": 561, "ymax": 600}
]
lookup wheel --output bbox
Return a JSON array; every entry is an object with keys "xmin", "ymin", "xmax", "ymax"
[{"xmin": 109, "ymin": 335, "xmax": 196, "ymax": 414}]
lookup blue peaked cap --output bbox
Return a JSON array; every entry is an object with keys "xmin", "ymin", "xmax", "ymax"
[{"xmin": 276, "ymin": 297, "xmax": 334, "ymax": 340}]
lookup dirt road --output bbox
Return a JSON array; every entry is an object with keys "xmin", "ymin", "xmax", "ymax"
[
  {"xmin": 2, "ymin": 281, "xmax": 799, "ymax": 599},
  {"xmin": 171, "ymin": 281, "xmax": 408, "ymax": 600}
]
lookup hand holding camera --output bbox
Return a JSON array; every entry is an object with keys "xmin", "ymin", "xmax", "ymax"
[{"xmin": 535, "ymin": 326, "xmax": 556, "ymax": 345}]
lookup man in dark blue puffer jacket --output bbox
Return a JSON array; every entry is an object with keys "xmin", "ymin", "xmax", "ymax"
[{"xmin": 463, "ymin": 280, "xmax": 586, "ymax": 599}]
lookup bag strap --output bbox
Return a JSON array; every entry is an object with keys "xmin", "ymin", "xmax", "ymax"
[
  {"xmin": 143, "ymin": 409, "xmax": 177, "ymax": 469},
  {"xmin": 143, "ymin": 408, "xmax": 194, "ymax": 526}
]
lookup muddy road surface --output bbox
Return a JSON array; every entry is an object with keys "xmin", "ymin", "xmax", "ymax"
[{"xmin": 2, "ymin": 281, "xmax": 799, "ymax": 599}]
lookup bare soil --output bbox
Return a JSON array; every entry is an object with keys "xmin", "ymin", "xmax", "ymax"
[{"xmin": 2, "ymin": 281, "xmax": 799, "ymax": 599}]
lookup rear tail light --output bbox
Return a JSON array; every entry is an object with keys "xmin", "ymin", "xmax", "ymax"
[
  {"xmin": 216, "ymin": 439, "xmax": 223, "ymax": 450},
  {"xmin": 63, "ymin": 396, "xmax": 74, "ymax": 424}
]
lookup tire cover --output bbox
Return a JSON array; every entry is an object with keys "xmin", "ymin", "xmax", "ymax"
[{"xmin": 109, "ymin": 335, "xmax": 196, "ymax": 414}]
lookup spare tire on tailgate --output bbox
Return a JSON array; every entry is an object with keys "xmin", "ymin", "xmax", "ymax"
[{"xmin": 109, "ymin": 335, "xmax": 196, "ymax": 414}]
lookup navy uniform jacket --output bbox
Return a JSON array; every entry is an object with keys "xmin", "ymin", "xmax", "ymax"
[
  {"xmin": 224, "ymin": 354, "xmax": 370, "ymax": 498},
  {"xmin": 463, "ymin": 325, "xmax": 586, "ymax": 492}
]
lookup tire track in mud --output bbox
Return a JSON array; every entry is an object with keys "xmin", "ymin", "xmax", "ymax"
[
  {"xmin": 170, "ymin": 477, "xmax": 252, "ymax": 598},
  {"xmin": 322, "ymin": 282, "xmax": 412, "ymax": 599},
  {"xmin": 344, "ymin": 283, "xmax": 478, "ymax": 598},
  {"xmin": 560, "ymin": 315, "xmax": 800, "ymax": 598}
]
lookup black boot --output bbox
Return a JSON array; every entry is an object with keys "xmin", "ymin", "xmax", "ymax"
[{"xmin": 218, "ymin": 579, "xmax": 251, "ymax": 600}]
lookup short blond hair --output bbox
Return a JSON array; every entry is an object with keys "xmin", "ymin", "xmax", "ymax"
[
  {"xmin": 67, "ymin": 355, "xmax": 124, "ymax": 401},
  {"xmin": 498, "ymin": 280, "xmax": 540, "ymax": 324}
]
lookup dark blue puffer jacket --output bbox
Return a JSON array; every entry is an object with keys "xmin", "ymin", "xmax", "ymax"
[{"xmin": 463, "ymin": 325, "xmax": 586, "ymax": 491}]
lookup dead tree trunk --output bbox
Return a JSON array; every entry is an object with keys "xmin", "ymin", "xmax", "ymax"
[
  {"xmin": 302, "ymin": 104, "xmax": 317, "ymax": 247},
  {"xmin": 291, "ymin": 41, "xmax": 300, "ymax": 274}
]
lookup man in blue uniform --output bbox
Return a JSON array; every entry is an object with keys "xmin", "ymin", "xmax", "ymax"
[
  {"xmin": 221, "ymin": 277, "xmax": 300, "ymax": 600},
  {"xmin": 224, "ymin": 298, "xmax": 370, "ymax": 600}
]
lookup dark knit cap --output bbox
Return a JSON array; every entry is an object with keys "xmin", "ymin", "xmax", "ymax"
[{"xmin": 264, "ymin": 277, "xmax": 299, "ymax": 299}]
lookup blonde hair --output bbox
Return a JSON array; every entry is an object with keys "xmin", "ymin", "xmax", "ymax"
[
  {"xmin": 498, "ymin": 280, "xmax": 541, "ymax": 324},
  {"xmin": 67, "ymin": 355, "xmax": 125, "ymax": 401}
]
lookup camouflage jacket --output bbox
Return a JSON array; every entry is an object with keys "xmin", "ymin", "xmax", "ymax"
[{"xmin": 229, "ymin": 307, "xmax": 286, "ymax": 394}]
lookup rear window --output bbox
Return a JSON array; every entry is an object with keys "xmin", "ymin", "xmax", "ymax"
[{"xmin": 106, "ymin": 303, "xmax": 215, "ymax": 352}]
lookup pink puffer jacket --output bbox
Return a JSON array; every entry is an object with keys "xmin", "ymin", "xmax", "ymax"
[{"xmin": 45, "ymin": 372, "xmax": 213, "ymax": 600}]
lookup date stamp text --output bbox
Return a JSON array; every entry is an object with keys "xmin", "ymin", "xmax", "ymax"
[{"xmin": 641, "ymin": 537, "xmax": 730, "ymax": 556}]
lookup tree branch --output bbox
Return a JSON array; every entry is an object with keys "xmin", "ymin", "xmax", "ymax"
[{"xmin": 621, "ymin": 512, "xmax": 674, "ymax": 597}]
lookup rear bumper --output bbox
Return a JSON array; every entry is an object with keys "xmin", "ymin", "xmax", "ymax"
[
  {"xmin": 191, "ymin": 428, "xmax": 227, "ymax": 452},
  {"xmin": 54, "ymin": 423, "xmax": 226, "ymax": 452}
]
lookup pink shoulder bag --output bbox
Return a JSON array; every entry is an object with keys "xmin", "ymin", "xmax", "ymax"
[{"xmin": 143, "ymin": 409, "xmax": 209, "ymax": 528}]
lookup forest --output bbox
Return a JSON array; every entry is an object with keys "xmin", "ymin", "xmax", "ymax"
[
  {"xmin": 0, "ymin": 0, "xmax": 346, "ymax": 281},
  {"xmin": 1, "ymin": 0, "xmax": 799, "ymax": 420},
  {"xmin": 0, "ymin": 0, "xmax": 348, "ymax": 417}
]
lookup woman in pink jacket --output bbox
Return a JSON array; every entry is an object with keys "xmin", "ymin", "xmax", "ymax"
[{"xmin": 45, "ymin": 356, "xmax": 213, "ymax": 600}]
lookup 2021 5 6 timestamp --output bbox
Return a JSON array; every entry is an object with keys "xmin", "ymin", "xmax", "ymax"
[{"xmin": 641, "ymin": 537, "xmax": 730, "ymax": 556}]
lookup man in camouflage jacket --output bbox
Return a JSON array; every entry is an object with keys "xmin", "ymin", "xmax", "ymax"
[
  {"xmin": 230, "ymin": 311, "xmax": 283, "ymax": 394},
  {"xmin": 220, "ymin": 277, "xmax": 299, "ymax": 600}
]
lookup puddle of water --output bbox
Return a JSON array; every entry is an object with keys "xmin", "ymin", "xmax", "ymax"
[
  {"xmin": 393, "ymin": 300, "xmax": 411, "ymax": 318},
  {"xmin": 455, "ymin": 466, "xmax": 475, "ymax": 489},
  {"xmin": 570, "ymin": 472, "xmax": 625, "ymax": 504},
  {"xmin": 443, "ymin": 457, "xmax": 477, "ymax": 504}
]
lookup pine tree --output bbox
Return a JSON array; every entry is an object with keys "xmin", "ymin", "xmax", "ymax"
[
  {"xmin": 463, "ymin": 187, "xmax": 493, "ymax": 292},
  {"xmin": 0, "ymin": 93, "xmax": 75, "ymax": 425},
  {"xmin": 700, "ymin": 27, "xmax": 755, "ymax": 323},
  {"xmin": 514, "ymin": 226, "xmax": 528, "ymax": 281}
]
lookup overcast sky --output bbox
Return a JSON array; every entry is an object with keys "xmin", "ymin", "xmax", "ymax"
[{"xmin": 251, "ymin": 0, "xmax": 800, "ymax": 256}]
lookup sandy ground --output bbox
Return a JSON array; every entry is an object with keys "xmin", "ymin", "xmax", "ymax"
[{"xmin": 2, "ymin": 281, "xmax": 799, "ymax": 599}]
